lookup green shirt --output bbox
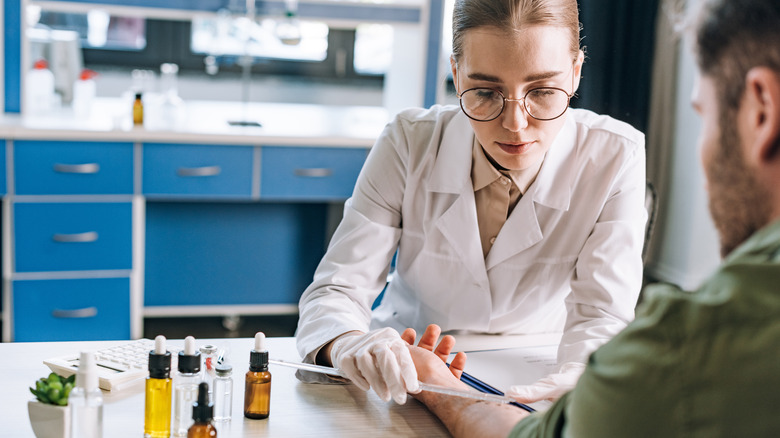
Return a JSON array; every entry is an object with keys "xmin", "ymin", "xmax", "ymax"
[{"xmin": 511, "ymin": 219, "xmax": 780, "ymax": 438}]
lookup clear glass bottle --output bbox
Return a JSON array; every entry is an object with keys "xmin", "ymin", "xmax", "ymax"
[
  {"xmin": 173, "ymin": 336, "xmax": 202, "ymax": 436},
  {"xmin": 70, "ymin": 351, "xmax": 104, "ymax": 438},
  {"xmin": 199, "ymin": 344, "xmax": 218, "ymax": 402},
  {"xmin": 213, "ymin": 363, "xmax": 233, "ymax": 421}
]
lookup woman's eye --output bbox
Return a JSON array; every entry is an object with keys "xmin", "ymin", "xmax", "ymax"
[{"xmin": 475, "ymin": 89, "xmax": 498, "ymax": 99}]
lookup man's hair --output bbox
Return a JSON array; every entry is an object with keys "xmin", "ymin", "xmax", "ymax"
[{"xmin": 695, "ymin": 0, "xmax": 780, "ymax": 112}]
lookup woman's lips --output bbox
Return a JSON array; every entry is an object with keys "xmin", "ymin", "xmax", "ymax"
[{"xmin": 496, "ymin": 141, "xmax": 535, "ymax": 155}]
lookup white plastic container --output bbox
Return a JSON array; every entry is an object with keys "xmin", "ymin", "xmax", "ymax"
[
  {"xmin": 72, "ymin": 69, "xmax": 97, "ymax": 118},
  {"xmin": 25, "ymin": 59, "xmax": 56, "ymax": 115}
]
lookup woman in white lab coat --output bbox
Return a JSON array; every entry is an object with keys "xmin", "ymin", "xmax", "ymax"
[{"xmin": 296, "ymin": 0, "xmax": 647, "ymax": 405}]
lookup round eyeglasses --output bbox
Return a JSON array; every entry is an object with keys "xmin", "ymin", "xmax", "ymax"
[{"xmin": 458, "ymin": 86, "xmax": 572, "ymax": 122}]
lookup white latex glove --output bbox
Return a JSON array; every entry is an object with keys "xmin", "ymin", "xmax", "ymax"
[
  {"xmin": 507, "ymin": 362, "xmax": 586, "ymax": 403},
  {"xmin": 330, "ymin": 328, "xmax": 419, "ymax": 404}
]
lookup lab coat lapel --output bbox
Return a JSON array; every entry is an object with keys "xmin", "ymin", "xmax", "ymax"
[
  {"xmin": 428, "ymin": 112, "xmax": 490, "ymax": 287},
  {"xmin": 486, "ymin": 113, "xmax": 578, "ymax": 269}
]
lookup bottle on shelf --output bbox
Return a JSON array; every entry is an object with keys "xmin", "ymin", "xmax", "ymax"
[
  {"xmin": 173, "ymin": 336, "xmax": 202, "ymax": 436},
  {"xmin": 133, "ymin": 92, "xmax": 144, "ymax": 125},
  {"xmin": 244, "ymin": 332, "xmax": 271, "ymax": 419},
  {"xmin": 187, "ymin": 382, "xmax": 217, "ymax": 438},
  {"xmin": 144, "ymin": 335, "xmax": 172, "ymax": 438},
  {"xmin": 70, "ymin": 351, "xmax": 104, "ymax": 438},
  {"xmin": 72, "ymin": 68, "xmax": 98, "ymax": 118},
  {"xmin": 24, "ymin": 59, "xmax": 56, "ymax": 115}
]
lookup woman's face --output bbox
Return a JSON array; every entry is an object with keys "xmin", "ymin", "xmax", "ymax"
[{"xmin": 452, "ymin": 25, "xmax": 583, "ymax": 170}]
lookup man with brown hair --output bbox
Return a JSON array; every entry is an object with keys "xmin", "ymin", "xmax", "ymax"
[{"xmin": 404, "ymin": 0, "xmax": 780, "ymax": 436}]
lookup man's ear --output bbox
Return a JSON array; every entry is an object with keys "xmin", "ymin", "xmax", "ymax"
[{"xmin": 743, "ymin": 67, "xmax": 780, "ymax": 163}]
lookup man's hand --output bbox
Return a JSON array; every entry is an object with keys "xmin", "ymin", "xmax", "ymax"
[
  {"xmin": 401, "ymin": 324, "xmax": 530, "ymax": 438},
  {"xmin": 329, "ymin": 328, "xmax": 418, "ymax": 404}
]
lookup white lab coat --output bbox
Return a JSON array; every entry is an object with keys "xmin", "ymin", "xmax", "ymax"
[{"xmin": 297, "ymin": 105, "xmax": 646, "ymax": 368}]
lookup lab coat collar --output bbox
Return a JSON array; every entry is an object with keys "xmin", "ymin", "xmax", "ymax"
[
  {"xmin": 428, "ymin": 110, "xmax": 474, "ymax": 194},
  {"xmin": 530, "ymin": 111, "xmax": 577, "ymax": 211}
]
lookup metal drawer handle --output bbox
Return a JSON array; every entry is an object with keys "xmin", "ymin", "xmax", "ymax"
[
  {"xmin": 52, "ymin": 231, "xmax": 99, "ymax": 243},
  {"xmin": 52, "ymin": 307, "xmax": 98, "ymax": 319},
  {"xmin": 294, "ymin": 168, "xmax": 333, "ymax": 178},
  {"xmin": 177, "ymin": 166, "xmax": 222, "ymax": 177},
  {"xmin": 53, "ymin": 163, "xmax": 100, "ymax": 174}
]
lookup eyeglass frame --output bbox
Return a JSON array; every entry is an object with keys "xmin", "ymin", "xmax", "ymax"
[{"xmin": 456, "ymin": 69, "xmax": 576, "ymax": 122}]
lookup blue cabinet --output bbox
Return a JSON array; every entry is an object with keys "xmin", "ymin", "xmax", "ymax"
[
  {"xmin": 13, "ymin": 277, "xmax": 131, "ymax": 342},
  {"xmin": 143, "ymin": 142, "xmax": 254, "ymax": 199},
  {"xmin": 14, "ymin": 140, "xmax": 133, "ymax": 195},
  {"xmin": 14, "ymin": 202, "xmax": 132, "ymax": 272},
  {"xmin": 260, "ymin": 146, "xmax": 367, "ymax": 201}
]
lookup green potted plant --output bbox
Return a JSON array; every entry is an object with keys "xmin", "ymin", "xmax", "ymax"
[{"xmin": 28, "ymin": 372, "xmax": 74, "ymax": 438}]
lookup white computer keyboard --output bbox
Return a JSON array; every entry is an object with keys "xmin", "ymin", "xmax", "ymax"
[{"xmin": 44, "ymin": 338, "xmax": 181, "ymax": 392}]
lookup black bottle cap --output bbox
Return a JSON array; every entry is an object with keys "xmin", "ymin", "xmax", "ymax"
[
  {"xmin": 178, "ymin": 350, "xmax": 201, "ymax": 374},
  {"xmin": 249, "ymin": 350, "xmax": 268, "ymax": 372},
  {"xmin": 148, "ymin": 350, "xmax": 172, "ymax": 379},
  {"xmin": 192, "ymin": 381, "xmax": 214, "ymax": 423},
  {"xmin": 135, "ymin": 92, "xmax": 142, "ymax": 99}
]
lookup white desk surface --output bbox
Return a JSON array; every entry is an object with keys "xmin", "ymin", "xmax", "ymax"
[{"xmin": 2, "ymin": 333, "xmax": 561, "ymax": 437}]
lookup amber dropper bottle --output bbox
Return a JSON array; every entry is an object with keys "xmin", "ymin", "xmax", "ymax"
[
  {"xmin": 144, "ymin": 335, "xmax": 172, "ymax": 438},
  {"xmin": 244, "ymin": 332, "xmax": 271, "ymax": 419},
  {"xmin": 187, "ymin": 382, "xmax": 217, "ymax": 438}
]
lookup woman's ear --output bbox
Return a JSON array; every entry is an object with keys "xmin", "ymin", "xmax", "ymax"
[
  {"xmin": 572, "ymin": 50, "xmax": 585, "ymax": 93},
  {"xmin": 742, "ymin": 67, "xmax": 780, "ymax": 164},
  {"xmin": 450, "ymin": 56, "xmax": 459, "ymax": 95}
]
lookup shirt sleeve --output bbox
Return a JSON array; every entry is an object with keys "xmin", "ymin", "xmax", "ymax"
[
  {"xmin": 295, "ymin": 114, "xmax": 409, "ymax": 363},
  {"xmin": 557, "ymin": 133, "xmax": 648, "ymax": 366},
  {"xmin": 509, "ymin": 283, "xmax": 686, "ymax": 438}
]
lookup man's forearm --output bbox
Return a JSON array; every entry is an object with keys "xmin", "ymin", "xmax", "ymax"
[{"xmin": 420, "ymin": 394, "xmax": 529, "ymax": 438}]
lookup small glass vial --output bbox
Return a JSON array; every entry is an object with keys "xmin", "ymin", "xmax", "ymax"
[
  {"xmin": 173, "ymin": 336, "xmax": 201, "ymax": 436},
  {"xmin": 213, "ymin": 363, "xmax": 233, "ymax": 421},
  {"xmin": 244, "ymin": 332, "xmax": 271, "ymax": 419},
  {"xmin": 133, "ymin": 92, "xmax": 144, "ymax": 125},
  {"xmin": 199, "ymin": 344, "xmax": 218, "ymax": 402}
]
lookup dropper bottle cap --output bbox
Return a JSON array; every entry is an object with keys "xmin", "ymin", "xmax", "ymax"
[
  {"xmin": 177, "ymin": 336, "xmax": 201, "ymax": 374},
  {"xmin": 249, "ymin": 332, "xmax": 268, "ymax": 372},
  {"xmin": 148, "ymin": 335, "xmax": 172, "ymax": 379},
  {"xmin": 76, "ymin": 351, "xmax": 99, "ymax": 392},
  {"xmin": 191, "ymin": 381, "xmax": 213, "ymax": 423}
]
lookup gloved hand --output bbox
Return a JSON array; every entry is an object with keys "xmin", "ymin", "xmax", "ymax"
[
  {"xmin": 330, "ymin": 328, "xmax": 419, "ymax": 404},
  {"xmin": 507, "ymin": 362, "xmax": 586, "ymax": 403}
]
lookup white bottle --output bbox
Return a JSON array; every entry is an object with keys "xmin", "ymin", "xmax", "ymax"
[
  {"xmin": 72, "ymin": 69, "xmax": 98, "ymax": 118},
  {"xmin": 25, "ymin": 59, "xmax": 55, "ymax": 115},
  {"xmin": 70, "ymin": 351, "xmax": 104, "ymax": 438},
  {"xmin": 173, "ymin": 336, "xmax": 201, "ymax": 436}
]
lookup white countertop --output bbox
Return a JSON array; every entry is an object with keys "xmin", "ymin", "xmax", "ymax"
[{"xmin": 0, "ymin": 98, "xmax": 391, "ymax": 147}]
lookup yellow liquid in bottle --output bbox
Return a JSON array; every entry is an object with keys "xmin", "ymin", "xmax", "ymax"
[{"xmin": 144, "ymin": 377, "xmax": 172, "ymax": 437}]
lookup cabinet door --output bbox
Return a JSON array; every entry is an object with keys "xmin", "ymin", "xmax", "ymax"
[
  {"xmin": 13, "ymin": 277, "xmax": 130, "ymax": 341},
  {"xmin": 260, "ymin": 146, "xmax": 367, "ymax": 201},
  {"xmin": 14, "ymin": 140, "xmax": 133, "ymax": 195},
  {"xmin": 14, "ymin": 202, "xmax": 132, "ymax": 272},
  {"xmin": 143, "ymin": 143, "xmax": 253, "ymax": 199}
]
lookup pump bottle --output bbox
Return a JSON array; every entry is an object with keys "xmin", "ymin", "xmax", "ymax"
[
  {"xmin": 243, "ymin": 332, "xmax": 271, "ymax": 419},
  {"xmin": 174, "ymin": 336, "xmax": 202, "ymax": 436},
  {"xmin": 144, "ymin": 335, "xmax": 172, "ymax": 438},
  {"xmin": 187, "ymin": 382, "xmax": 217, "ymax": 438},
  {"xmin": 70, "ymin": 351, "xmax": 104, "ymax": 438}
]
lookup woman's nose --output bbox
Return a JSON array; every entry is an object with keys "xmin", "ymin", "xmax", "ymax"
[{"xmin": 501, "ymin": 99, "xmax": 529, "ymax": 131}]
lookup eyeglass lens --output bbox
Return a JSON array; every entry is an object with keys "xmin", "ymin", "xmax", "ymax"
[{"xmin": 459, "ymin": 88, "xmax": 569, "ymax": 121}]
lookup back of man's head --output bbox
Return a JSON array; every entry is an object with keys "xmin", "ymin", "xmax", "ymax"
[{"xmin": 695, "ymin": 0, "xmax": 780, "ymax": 111}]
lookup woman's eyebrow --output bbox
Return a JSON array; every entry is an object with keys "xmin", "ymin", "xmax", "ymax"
[{"xmin": 466, "ymin": 70, "xmax": 566, "ymax": 84}]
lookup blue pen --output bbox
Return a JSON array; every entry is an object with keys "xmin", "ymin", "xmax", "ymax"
[{"xmin": 450, "ymin": 365, "xmax": 535, "ymax": 413}]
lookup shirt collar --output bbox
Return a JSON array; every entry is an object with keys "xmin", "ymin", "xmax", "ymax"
[{"xmin": 471, "ymin": 137, "xmax": 545, "ymax": 194}]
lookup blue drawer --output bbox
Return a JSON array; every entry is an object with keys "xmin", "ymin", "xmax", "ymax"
[
  {"xmin": 143, "ymin": 143, "xmax": 253, "ymax": 199},
  {"xmin": 13, "ymin": 277, "xmax": 130, "ymax": 341},
  {"xmin": 14, "ymin": 202, "xmax": 132, "ymax": 272},
  {"xmin": 14, "ymin": 140, "xmax": 133, "ymax": 195},
  {"xmin": 260, "ymin": 146, "xmax": 367, "ymax": 201}
]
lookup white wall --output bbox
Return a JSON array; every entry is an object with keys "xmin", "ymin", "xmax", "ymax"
[{"xmin": 644, "ymin": 0, "xmax": 720, "ymax": 291}]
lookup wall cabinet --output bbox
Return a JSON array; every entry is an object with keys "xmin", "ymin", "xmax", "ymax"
[{"xmin": 2, "ymin": 139, "xmax": 367, "ymax": 342}]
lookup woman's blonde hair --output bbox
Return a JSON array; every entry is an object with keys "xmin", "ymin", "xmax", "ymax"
[{"xmin": 451, "ymin": 0, "xmax": 581, "ymax": 62}]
